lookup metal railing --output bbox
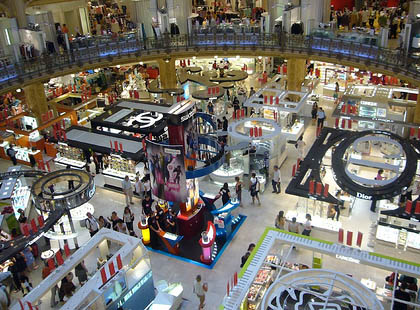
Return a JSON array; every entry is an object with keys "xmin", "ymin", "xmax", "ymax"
[{"xmin": 0, "ymin": 32, "xmax": 418, "ymax": 91}]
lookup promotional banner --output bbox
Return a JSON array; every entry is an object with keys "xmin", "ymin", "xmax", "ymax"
[
  {"xmin": 185, "ymin": 178, "xmax": 200, "ymax": 212},
  {"xmin": 147, "ymin": 141, "xmax": 187, "ymax": 202}
]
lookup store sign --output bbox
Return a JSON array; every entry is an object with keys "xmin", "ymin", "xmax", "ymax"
[
  {"xmin": 356, "ymin": 192, "xmax": 372, "ymax": 200},
  {"xmin": 117, "ymin": 271, "xmax": 152, "ymax": 308},
  {"xmin": 180, "ymin": 108, "xmax": 195, "ymax": 123},
  {"xmin": 335, "ymin": 254, "xmax": 360, "ymax": 264}
]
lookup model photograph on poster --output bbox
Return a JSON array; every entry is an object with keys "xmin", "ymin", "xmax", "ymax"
[{"xmin": 147, "ymin": 141, "xmax": 187, "ymax": 202}]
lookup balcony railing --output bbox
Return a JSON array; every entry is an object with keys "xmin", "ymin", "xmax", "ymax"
[{"xmin": 0, "ymin": 32, "xmax": 417, "ymax": 91}]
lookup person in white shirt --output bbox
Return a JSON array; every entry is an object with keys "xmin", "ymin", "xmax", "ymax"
[
  {"xmin": 193, "ymin": 275, "xmax": 206, "ymax": 310},
  {"xmin": 272, "ymin": 165, "xmax": 281, "ymax": 194},
  {"xmin": 134, "ymin": 176, "xmax": 144, "ymax": 199},
  {"xmin": 302, "ymin": 214, "xmax": 312, "ymax": 236},
  {"xmin": 296, "ymin": 136, "xmax": 306, "ymax": 160},
  {"xmin": 122, "ymin": 176, "xmax": 134, "ymax": 206},
  {"xmin": 144, "ymin": 177, "xmax": 151, "ymax": 197},
  {"xmin": 85, "ymin": 212, "xmax": 99, "ymax": 237},
  {"xmin": 88, "ymin": 157, "xmax": 96, "ymax": 177}
]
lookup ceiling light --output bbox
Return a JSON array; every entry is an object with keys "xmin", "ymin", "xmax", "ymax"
[
  {"xmin": 139, "ymin": 61, "xmax": 144, "ymax": 65},
  {"xmin": 16, "ymin": 88, "xmax": 21, "ymax": 93},
  {"xmin": 258, "ymin": 56, "xmax": 262, "ymax": 60}
]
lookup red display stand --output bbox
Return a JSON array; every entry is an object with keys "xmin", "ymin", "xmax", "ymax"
[{"xmin": 177, "ymin": 206, "xmax": 204, "ymax": 239}]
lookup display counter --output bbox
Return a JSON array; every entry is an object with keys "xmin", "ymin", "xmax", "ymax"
[
  {"xmin": 286, "ymin": 210, "xmax": 342, "ymax": 232},
  {"xmin": 12, "ymin": 229, "xmax": 156, "ymax": 310},
  {"xmin": 0, "ymin": 141, "xmax": 42, "ymax": 166},
  {"xmin": 150, "ymin": 282, "xmax": 183, "ymax": 310},
  {"xmin": 281, "ymin": 121, "xmax": 304, "ymax": 141},
  {"xmin": 103, "ymin": 155, "xmax": 144, "ymax": 187},
  {"xmin": 54, "ymin": 143, "xmax": 86, "ymax": 169},
  {"xmin": 376, "ymin": 215, "xmax": 420, "ymax": 250}
]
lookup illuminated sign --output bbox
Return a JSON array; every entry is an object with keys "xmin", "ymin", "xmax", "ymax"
[{"xmin": 117, "ymin": 270, "xmax": 152, "ymax": 307}]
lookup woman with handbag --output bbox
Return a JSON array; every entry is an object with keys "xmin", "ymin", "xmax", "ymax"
[
  {"xmin": 123, "ymin": 206, "xmax": 135, "ymax": 232},
  {"xmin": 249, "ymin": 173, "xmax": 261, "ymax": 206}
]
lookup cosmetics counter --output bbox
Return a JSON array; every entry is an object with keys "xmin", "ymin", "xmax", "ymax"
[
  {"xmin": 60, "ymin": 126, "xmax": 145, "ymax": 188},
  {"xmin": 54, "ymin": 143, "xmax": 86, "ymax": 169},
  {"xmin": 376, "ymin": 212, "xmax": 420, "ymax": 251},
  {"xmin": 0, "ymin": 140, "xmax": 42, "ymax": 166},
  {"xmin": 223, "ymin": 228, "xmax": 420, "ymax": 310},
  {"xmin": 12, "ymin": 229, "xmax": 159, "ymax": 310}
]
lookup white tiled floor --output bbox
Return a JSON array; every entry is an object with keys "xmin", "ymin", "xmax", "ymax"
[{"xmin": 3, "ymin": 81, "xmax": 420, "ymax": 310}]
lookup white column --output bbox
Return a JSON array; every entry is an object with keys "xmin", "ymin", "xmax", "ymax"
[
  {"xmin": 168, "ymin": 0, "xmax": 192, "ymax": 35},
  {"xmin": 130, "ymin": 0, "xmax": 158, "ymax": 38}
]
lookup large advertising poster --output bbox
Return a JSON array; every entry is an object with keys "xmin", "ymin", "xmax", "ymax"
[{"xmin": 147, "ymin": 141, "xmax": 187, "ymax": 202}]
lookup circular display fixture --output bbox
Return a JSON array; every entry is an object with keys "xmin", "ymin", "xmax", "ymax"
[
  {"xmin": 31, "ymin": 169, "xmax": 96, "ymax": 212},
  {"xmin": 228, "ymin": 117, "xmax": 282, "ymax": 142},
  {"xmin": 262, "ymin": 269, "xmax": 383, "ymax": 310},
  {"xmin": 332, "ymin": 130, "xmax": 417, "ymax": 201}
]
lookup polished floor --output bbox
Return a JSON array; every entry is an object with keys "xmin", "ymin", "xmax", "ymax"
[{"xmin": 3, "ymin": 81, "xmax": 419, "ymax": 310}]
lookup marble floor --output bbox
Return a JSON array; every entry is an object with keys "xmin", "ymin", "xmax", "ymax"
[{"xmin": 2, "ymin": 82, "xmax": 419, "ymax": 310}]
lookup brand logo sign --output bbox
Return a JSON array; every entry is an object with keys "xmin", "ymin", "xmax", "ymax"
[{"xmin": 356, "ymin": 192, "xmax": 372, "ymax": 200}]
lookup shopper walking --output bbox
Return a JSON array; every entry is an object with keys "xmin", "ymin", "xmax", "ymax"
[
  {"xmin": 302, "ymin": 214, "xmax": 312, "ymax": 236},
  {"xmin": 219, "ymin": 183, "xmax": 231, "ymax": 206},
  {"xmin": 317, "ymin": 107, "xmax": 326, "ymax": 128},
  {"xmin": 75, "ymin": 260, "xmax": 89, "ymax": 285},
  {"xmin": 275, "ymin": 211, "xmax": 286, "ymax": 229},
  {"xmin": 108, "ymin": 212, "xmax": 121, "ymax": 231},
  {"xmin": 296, "ymin": 136, "xmax": 306, "ymax": 160},
  {"xmin": 85, "ymin": 212, "xmax": 99, "ymax": 237},
  {"xmin": 288, "ymin": 217, "xmax": 299, "ymax": 234},
  {"xmin": 122, "ymin": 175, "xmax": 134, "ymax": 206},
  {"xmin": 235, "ymin": 176, "xmax": 243, "ymax": 207},
  {"xmin": 272, "ymin": 165, "xmax": 281, "ymax": 194},
  {"xmin": 240, "ymin": 243, "xmax": 255, "ymax": 267},
  {"xmin": 193, "ymin": 275, "xmax": 207, "ymax": 310},
  {"xmin": 123, "ymin": 206, "xmax": 135, "ymax": 232},
  {"xmin": 134, "ymin": 176, "xmax": 144, "ymax": 199},
  {"xmin": 249, "ymin": 173, "xmax": 261, "ymax": 205}
]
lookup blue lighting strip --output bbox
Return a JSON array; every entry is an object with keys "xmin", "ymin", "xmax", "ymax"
[{"xmin": 146, "ymin": 215, "xmax": 247, "ymax": 269}]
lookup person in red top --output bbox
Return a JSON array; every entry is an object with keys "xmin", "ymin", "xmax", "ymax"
[{"xmin": 62, "ymin": 24, "xmax": 69, "ymax": 34}]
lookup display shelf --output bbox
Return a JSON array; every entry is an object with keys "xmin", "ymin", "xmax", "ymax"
[
  {"xmin": 286, "ymin": 210, "xmax": 342, "ymax": 232},
  {"xmin": 54, "ymin": 156, "xmax": 86, "ymax": 169},
  {"xmin": 281, "ymin": 121, "xmax": 304, "ymax": 141}
]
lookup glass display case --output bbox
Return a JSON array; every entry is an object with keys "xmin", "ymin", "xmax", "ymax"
[
  {"xmin": 0, "ymin": 141, "xmax": 41, "ymax": 164},
  {"xmin": 376, "ymin": 215, "xmax": 420, "ymax": 250},
  {"xmin": 210, "ymin": 150, "xmax": 244, "ymax": 185},
  {"xmin": 102, "ymin": 154, "xmax": 144, "ymax": 188},
  {"xmin": 54, "ymin": 143, "xmax": 86, "ymax": 168}
]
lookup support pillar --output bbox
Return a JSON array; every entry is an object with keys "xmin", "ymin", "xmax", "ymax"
[
  {"xmin": 414, "ymin": 90, "xmax": 420, "ymax": 124},
  {"xmin": 158, "ymin": 58, "xmax": 177, "ymax": 89},
  {"xmin": 8, "ymin": 0, "xmax": 27, "ymax": 28},
  {"xmin": 287, "ymin": 58, "xmax": 306, "ymax": 92},
  {"xmin": 23, "ymin": 83, "xmax": 56, "ymax": 124}
]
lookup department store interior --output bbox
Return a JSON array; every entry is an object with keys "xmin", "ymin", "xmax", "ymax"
[{"xmin": 0, "ymin": 0, "xmax": 420, "ymax": 309}]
